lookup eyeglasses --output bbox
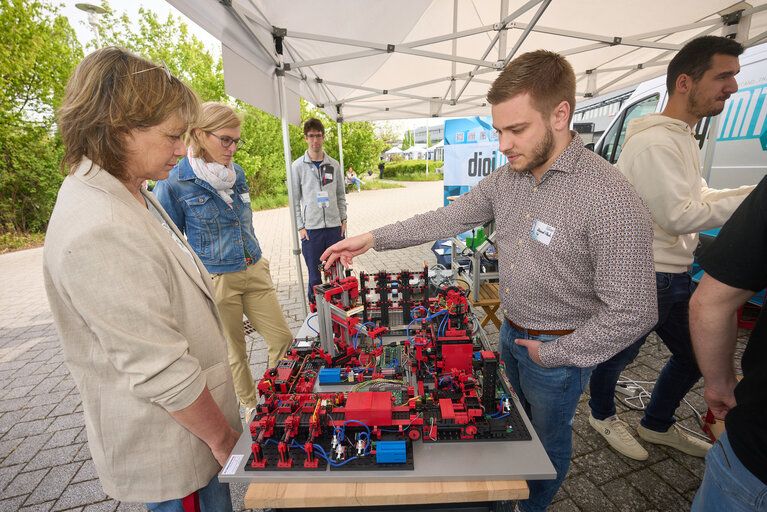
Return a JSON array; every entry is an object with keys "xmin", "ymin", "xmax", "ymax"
[
  {"xmin": 130, "ymin": 59, "xmax": 172, "ymax": 83},
  {"xmin": 306, "ymin": 133, "xmax": 325, "ymax": 139},
  {"xmin": 206, "ymin": 131, "xmax": 246, "ymax": 150}
]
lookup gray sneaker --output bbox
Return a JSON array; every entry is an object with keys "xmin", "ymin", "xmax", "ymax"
[
  {"xmin": 589, "ymin": 414, "xmax": 648, "ymax": 461},
  {"xmin": 637, "ymin": 423, "xmax": 711, "ymax": 458}
]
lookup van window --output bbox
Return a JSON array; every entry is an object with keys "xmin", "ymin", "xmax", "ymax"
[{"xmin": 598, "ymin": 94, "xmax": 660, "ymax": 164}]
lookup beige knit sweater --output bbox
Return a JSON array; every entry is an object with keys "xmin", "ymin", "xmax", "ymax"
[{"xmin": 617, "ymin": 113, "xmax": 754, "ymax": 273}]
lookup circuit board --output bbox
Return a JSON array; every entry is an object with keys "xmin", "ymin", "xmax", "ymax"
[{"xmin": 245, "ymin": 265, "xmax": 530, "ymax": 472}]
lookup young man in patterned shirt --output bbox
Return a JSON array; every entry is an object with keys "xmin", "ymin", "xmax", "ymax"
[{"xmin": 321, "ymin": 50, "xmax": 657, "ymax": 512}]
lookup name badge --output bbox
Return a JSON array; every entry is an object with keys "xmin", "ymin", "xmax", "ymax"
[
  {"xmin": 239, "ymin": 192, "xmax": 250, "ymax": 203},
  {"xmin": 324, "ymin": 172, "xmax": 334, "ymax": 181},
  {"xmin": 531, "ymin": 220, "xmax": 555, "ymax": 246},
  {"xmin": 317, "ymin": 190, "xmax": 330, "ymax": 208}
]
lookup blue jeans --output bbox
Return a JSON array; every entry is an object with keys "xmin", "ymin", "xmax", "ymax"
[
  {"xmin": 589, "ymin": 272, "xmax": 700, "ymax": 432},
  {"xmin": 692, "ymin": 431, "xmax": 767, "ymax": 511},
  {"xmin": 499, "ymin": 321, "xmax": 593, "ymax": 512},
  {"xmin": 146, "ymin": 475, "xmax": 232, "ymax": 511},
  {"xmin": 301, "ymin": 226, "xmax": 344, "ymax": 302}
]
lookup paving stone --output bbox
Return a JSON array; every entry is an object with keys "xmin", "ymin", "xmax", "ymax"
[
  {"xmin": 48, "ymin": 396, "xmax": 81, "ymax": 418},
  {"xmin": 52, "ymin": 479, "xmax": 106, "ymax": 511},
  {"xmin": 3, "ymin": 433, "xmax": 49, "ymax": 466},
  {"xmin": 1, "ymin": 467, "xmax": 47, "ymax": 498},
  {"xmin": 0, "ymin": 495, "xmax": 27, "ymax": 511},
  {"xmin": 21, "ymin": 405, "xmax": 58, "ymax": 423},
  {"xmin": 19, "ymin": 501, "xmax": 54, "ymax": 511},
  {"xmin": 28, "ymin": 378, "xmax": 62, "ymax": 396},
  {"xmin": 26, "ymin": 391, "xmax": 70, "ymax": 409},
  {"xmin": 25, "ymin": 462, "xmax": 80, "ymax": 504},
  {"xmin": 43, "ymin": 428, "xmax": 83, "ymax": 451},
  {"xmin": 10, "ymin": 373, "xmax": 47, "ymax": 389},
  {"xmin": 46, "ymin": 413, "xmax": 84, "ymax": 433},
  {"xmin": 601, "ymin": 477, "xmax": 652, "ymax": 512},
  {"xmin": 0, "ymin": 396, "xmax": 32, "ymax": 413},
  {"xmin": 4, "ymin": 419, "xmax": 55, "ymax": 440},
  {"xmin": 72, "ymin": 443, "xmax": 91, "ymax": 462},
  {"xmin": 71, "ymin": 460, "xmax": 97, "ymax": 484},
  {"xmin": 548, "ymin": 497, "xmax": 579, "ymax": 512},
  {"xmin": 114, "ymin": 501, "xmax": 146, "ymax": 511},
  {"xmin": 2, "ymin": 384, "xmax": 36, "ymax": 400},
  {"xmin": 572, "ymin": 447, "xmax": 633, "ymax": 485},
  {"xmin": 82, "ymin": 501, "xmax": 118, "ymax": 511},
  {"xmin": 561, "ymin": 473, "xmax": 615, "ymax": 511},
  {"xmin": 650, "ymin": 456, "xmax": 701, "ymax": 495},
  {"xmin": 23, "ymin": 444, "xmax": 80, "ymax": 471},
  {"xmin": 0, "ymin": 463, "xmax": 24, "ymax": 493},
  {"xmin": 626, "ymin": 467, "xmax": 690, "ymax": 511}
]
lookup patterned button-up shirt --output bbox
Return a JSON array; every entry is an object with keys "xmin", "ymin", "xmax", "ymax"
[{"xmin": 373, "ymin": 134, "xmax": 657, "ymax": 368}]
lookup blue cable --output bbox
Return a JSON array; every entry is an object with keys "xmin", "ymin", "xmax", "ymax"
[
  {"xmin": 307, "ymin": 314, "xmax": 319, "ymax": 334},
  {"xmin": 353, "ymin": 321, "xmax": 378, "ymax": 349}
]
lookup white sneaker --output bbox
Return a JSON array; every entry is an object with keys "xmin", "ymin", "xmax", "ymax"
[
  {"xmin": 589, "ymin": 414, "xmax": 648, "ymax": 461},
  {"xmin": 637, "ymin": 423, "xmax": 711, "ymax": 458},
  {"xmin": 245, "ymin": 406, "xmax": 257, "ymax": 423}
]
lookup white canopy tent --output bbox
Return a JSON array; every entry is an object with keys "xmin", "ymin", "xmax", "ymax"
[{"xmin": 166, "ymin": 0, "xmax": 767, "ymax": 312}]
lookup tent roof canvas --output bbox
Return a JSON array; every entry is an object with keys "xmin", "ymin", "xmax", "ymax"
[{"xmin": 168, "ymin": 0, "xmax": 767, "ymax": 124}]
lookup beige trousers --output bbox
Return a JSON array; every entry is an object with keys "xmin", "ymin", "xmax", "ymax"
[{"xmin": 213, "ymin": 257, "xmax": 292, "ymax": 408}]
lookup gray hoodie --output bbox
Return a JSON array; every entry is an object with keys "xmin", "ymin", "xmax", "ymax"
[{"xmin": 290, "ymin": 151, "xmax": 347, "ymax": 231}]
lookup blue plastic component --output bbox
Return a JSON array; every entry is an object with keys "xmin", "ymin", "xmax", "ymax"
[
  {"xmin": 318, "ymin": 368, "xmax": 342, "ymax": 384},
  {"xmin": 376, "ymin": 441, "xmax": 406, "ymax": 463}
]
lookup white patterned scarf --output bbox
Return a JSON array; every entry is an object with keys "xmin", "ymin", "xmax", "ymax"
[{"xmin": 187, "ymin": 148, "xmax": 236, "ymax": 204}]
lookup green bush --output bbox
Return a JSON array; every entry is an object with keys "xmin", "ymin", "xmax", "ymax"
[{"xmin": 382, "ymin": 159, "xmax": 443, "ymax": 178}]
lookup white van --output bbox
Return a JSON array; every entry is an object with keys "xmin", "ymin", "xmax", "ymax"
[{"xmin": 593, "ymin": 41, "xmax": 767, "ymax": 189}]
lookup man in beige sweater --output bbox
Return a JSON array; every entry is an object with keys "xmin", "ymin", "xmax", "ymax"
[{"xmin": 587, "ymin": 35, "xmax": 756, "ymax": 461}]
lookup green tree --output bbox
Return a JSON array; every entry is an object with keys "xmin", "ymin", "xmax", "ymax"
[
  {"xmin": 0, "ymin": 0, "xmax": 82, "ymax": 233},
  {"xmin": 401, "ymin": 129, "xmax": 413, "ymax": 151},
  {"xmin": 94, "ymin": 2, "xmax": 226, "ymax": 102}
]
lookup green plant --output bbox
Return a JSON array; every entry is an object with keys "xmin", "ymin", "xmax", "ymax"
[{"xmin": 382, "ymin": 160, "xmax": 443, "ymax": 178}]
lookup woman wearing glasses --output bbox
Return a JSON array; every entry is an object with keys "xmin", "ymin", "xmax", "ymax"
[
  {"xmin": 154, "ymin": 102, "xmax": 292, "ymax": 423},
  {"xmin": 45, "ymin": 48, "xmax": 241, "ymax": 510}
]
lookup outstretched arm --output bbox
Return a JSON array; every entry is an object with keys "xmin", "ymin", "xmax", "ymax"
[
  {"xmin": 321, "ymin": 232, "xmax": 374, "ymax": 268},
  {"xmin": 689, "ymin": 273, "xmax": 754, "ymax": 419}
]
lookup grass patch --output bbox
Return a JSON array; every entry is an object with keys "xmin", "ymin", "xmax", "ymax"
[
  {"xmin": 358, "ymin": 180, "xmax": 404, "ymax": 191},
  {"xmin": 0, "ymin": 231, "xmax": 46, "ymax": 254},
  {"xmin": 389, "ymin": 172, "xmax": 443, "ymax": 181},
  {"xmin": 251, "ymin": 191, "xmax": 290, "ymax": 211}
]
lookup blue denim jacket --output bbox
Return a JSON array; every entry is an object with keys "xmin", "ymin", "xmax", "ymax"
[{"xmin": 152, "ymin": 157, "xmax": 262, "ymax": 275}]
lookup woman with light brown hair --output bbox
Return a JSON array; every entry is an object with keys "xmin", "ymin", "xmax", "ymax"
[
  {"xmin": 154, "ymin": 102, "xmax": 293, "ymax": 421},
  {"xmin": 45, "ymin": 46, "xmax": 241, "ymax": 511}
]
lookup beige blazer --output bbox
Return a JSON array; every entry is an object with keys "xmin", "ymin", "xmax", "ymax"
[{"xmin": 43, "ymin": 158, "xmax": 242, "ymax": 502}]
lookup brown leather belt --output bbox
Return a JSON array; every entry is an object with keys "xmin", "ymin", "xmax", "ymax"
[{"xmin": 505, "ymin": 317, "xmax": 574, "ymax": 336}]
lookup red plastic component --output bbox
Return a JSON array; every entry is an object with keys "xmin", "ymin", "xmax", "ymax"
[
  {"xmin": 344, "ymin": 391, "xmax": 392, "ymax": 425},
  {"xmin": 439, "ymin": 398, "xmax": 455, "ymax": 419},
  {"xmin": 441, "ymin": 343, "xmax": 473, "ymax": 373}
]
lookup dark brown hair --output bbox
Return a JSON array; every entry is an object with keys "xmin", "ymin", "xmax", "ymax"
[{"xmin": 303, "ymin": 117, "xmax": 325, "ymax": 136}]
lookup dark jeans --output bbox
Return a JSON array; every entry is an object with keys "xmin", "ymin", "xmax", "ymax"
[
  {"xmin": 589, "ymin": 271, "xmax": 700, "ymax": 432},
  {"xmin": 301, "ymin": 226, "xmax": 344, "ymax": 302}
]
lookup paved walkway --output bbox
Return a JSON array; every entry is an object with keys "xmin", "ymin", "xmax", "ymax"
[{"xmin": 0, "ymin": 180, "xmax": 715, "ymax": 511}]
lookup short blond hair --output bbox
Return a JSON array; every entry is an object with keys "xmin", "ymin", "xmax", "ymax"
[
  {"xmin": 185, "ymin": 102, "xmax": 243, "ymax": 161},
  {"xmin": 58, "ymin": 46, "xmax": 200, "ymax": 179},
  {"xmin": 487, "ymin": 50, "xmax": 576, "ymax": 123}
]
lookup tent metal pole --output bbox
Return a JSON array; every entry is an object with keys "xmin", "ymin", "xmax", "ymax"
[
  {"xmin": 276, "ymin": 38, "xmax": 308, "ymax": 317},
  {"xmin": 337, "ymin": 106, "xmax": 345, "ymax": 181}
]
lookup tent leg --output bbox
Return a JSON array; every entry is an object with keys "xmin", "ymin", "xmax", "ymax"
[{"xmin": 277, "ymin": 67, "xmax": 308, "ymax": 318}]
